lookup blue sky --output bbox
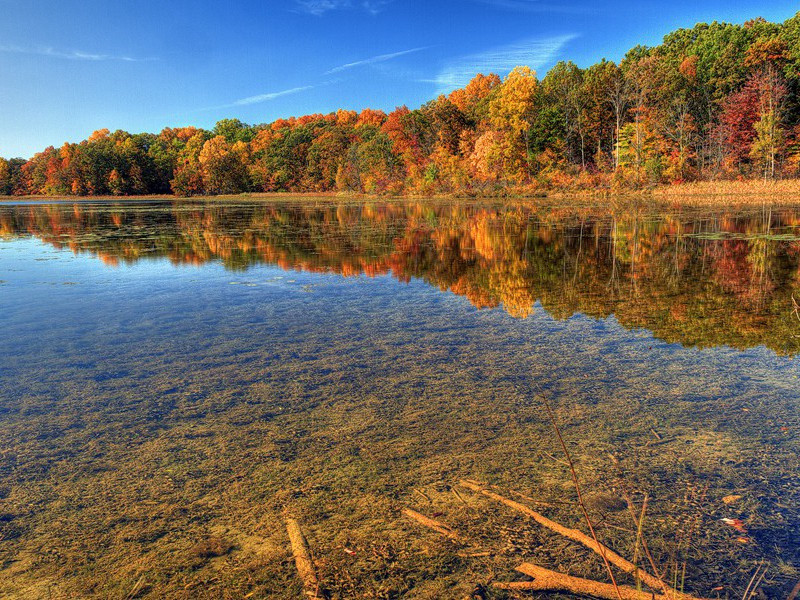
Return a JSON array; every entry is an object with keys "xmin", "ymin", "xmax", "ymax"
[{"xmin": 1, "ymin": 0, "xmax": 797, "ymax": 158}]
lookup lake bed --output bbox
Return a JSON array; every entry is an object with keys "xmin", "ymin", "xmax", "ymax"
[{"xmin": 0, "ymin": 198, "xmax": 798, "ymax": 599}]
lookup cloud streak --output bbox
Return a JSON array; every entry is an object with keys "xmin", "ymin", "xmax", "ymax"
[
  {"xmin": 325, "ymin": 46, "xmax": 428, "ymax": 74},
  {"xmin": 200, "ymin": 82, "xmax": 329, "ymax": 112},
  {"xmin": 0, "ymin": 44, "xmax": 153, "ymax": 62},
  {"xmin": 430, "ymin": 34, "xmax": 578, "ymax": 92},
  {"xmin": 233, "ymin": 86, "xmax": 316, "ymax": 106},
  {"xmin": 293, "ymin": 0, "xmax": 393, "ymax": 16}
]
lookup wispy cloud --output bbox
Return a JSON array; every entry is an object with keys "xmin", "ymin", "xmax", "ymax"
[
  {"xmin": 0, "ymin": 44, "xmax": 154, "ymax": 62},
  {"xmin": 325, "ymin": 46, "xmax": 428, "ymax": 75},
  {"xmin": 293, "ymin": 0, "xmax": 393, "ymax": 16},
  {"xmin": 233, "ymin": 86, "xmax": 316, "ymax": 106},
  {"xmin": 429, "ymin": 34, "xmax": 578, "ymax": 92},
  {"xmin": 468, "ymin": 0, "xmax": 594, "ymax": 13},
  {"xmin": 197, "ymin": 82, "xmax": 331, "ymax": 113}
]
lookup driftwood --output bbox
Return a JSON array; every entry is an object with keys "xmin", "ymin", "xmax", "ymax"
[
  {"xmin": 494, "ymin": 563, "xmax": 674, "ymax": 600},
  {"xmin": 285, "ymin": 518, "xmax": 326, "ymax": 600},
  {"xmin": 787, "ymin": 578, "xmax": 800, "ymax": 600},
  {"xmin": 459, "ymin": 480, "xmax": 703, "ymax": 600},
  {"xmin": 402, "ymin": 508, "xmax": 462, "ymax": 541}
]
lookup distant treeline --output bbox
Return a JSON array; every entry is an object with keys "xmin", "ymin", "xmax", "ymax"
[{"xmin": 2, "ymin": 13, "xmax": 800, "ymax": 197}]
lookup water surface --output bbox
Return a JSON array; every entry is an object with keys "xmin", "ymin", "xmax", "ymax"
[{"xmin": 0, "ymin": 199, "xmax": 798, "ymax": 599}]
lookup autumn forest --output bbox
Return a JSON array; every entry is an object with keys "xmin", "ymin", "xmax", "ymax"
[{"xmin": 2, "ymin": 13, "xmax": 800, "ymax": 197}]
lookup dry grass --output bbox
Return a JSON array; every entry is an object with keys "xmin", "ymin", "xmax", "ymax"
[{"xmin": 652, "ymin": 178, "xmax": 800, "ymax": 201}]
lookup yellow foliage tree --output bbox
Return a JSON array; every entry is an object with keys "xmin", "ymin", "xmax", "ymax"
[
  {"xmin": 488, "ymin": 66, "xmax": 539, "ymax": 180},
  {"xmin": 489, "ymin": 66, "xmax": 538, "ymax": 134}
]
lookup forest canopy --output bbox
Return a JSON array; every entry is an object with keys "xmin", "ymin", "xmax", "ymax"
[{"xmin": 2, "ymin": 13, "xmax": 800, "ymax": 197}]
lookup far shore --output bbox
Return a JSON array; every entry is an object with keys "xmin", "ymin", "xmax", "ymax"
[{"xmin": 2, "ymin": 178, "xmax": 800, "ymax": 206}]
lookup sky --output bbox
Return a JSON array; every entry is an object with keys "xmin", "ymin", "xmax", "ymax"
[{"xmin": 1, "ymin": 0, "xmax": 798, "ymax": 159}]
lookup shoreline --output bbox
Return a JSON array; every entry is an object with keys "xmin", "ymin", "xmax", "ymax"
[{"xmin": 2, "ymin": 178, "xmax": 800, "ymax": 206}]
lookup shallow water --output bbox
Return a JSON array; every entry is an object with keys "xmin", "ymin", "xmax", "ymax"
[{"xmin": 0, "ymin": 199, "xmax": 798, "ymax": 598}]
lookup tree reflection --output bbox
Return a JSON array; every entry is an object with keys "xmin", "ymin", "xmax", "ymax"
[{"xmin": 2, "ymin": 200, "xmax": 799, "ymax": 354}]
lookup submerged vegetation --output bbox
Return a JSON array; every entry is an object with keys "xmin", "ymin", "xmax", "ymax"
[{"xmin": 3, "ymin": 14, "xmax": 800, "ymax": 197}]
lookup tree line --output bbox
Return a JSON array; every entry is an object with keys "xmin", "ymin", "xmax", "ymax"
[{"xmin": 2, "ymin": 13, "xmax": 800, "ymax": 197}]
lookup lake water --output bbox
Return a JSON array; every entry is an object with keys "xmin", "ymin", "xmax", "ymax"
[{"xmin": 0, "ymin": 199, "xmax": 798, "ymax": 599}]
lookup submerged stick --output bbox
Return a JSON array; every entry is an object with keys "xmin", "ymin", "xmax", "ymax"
[
  {"xmin": 786, "ymin": 578, "xmax": 800, "ymax": 600},
  {"xmin": 285, "ymin": 518, "xmax": 326, "ymax": 599},
  {"xmin": 124, "ymin": 574, "xmax": 146, "ymax": 600},
  {"xmin": 626, "ymin": 493, "xmax": 665, "ymax": 591},
  {"xmin": 539, "ymin": 394, "xmax": 623, "ymax": 599},
  {"xmin": 742, "ymin": 562, "xmax": 768, "ymax": 600},
  {"xmin": 451, "ymin": 487, "xmax": 468, "ymax": 505},
  {"xmin": 493, "ymin": 563, "xmax": 675, "ymax": 600},
  {"xmin": 459, "ymin": 480, "xmax": 701, "ymax": 600},
  {"xmin": 402, "ymin": 508, "xmax": 462, "ymax": 541}
]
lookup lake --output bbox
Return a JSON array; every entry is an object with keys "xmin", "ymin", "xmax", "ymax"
[{"xmin": 0, "ymin": 198, "xmax": 798, "ymax": 599}]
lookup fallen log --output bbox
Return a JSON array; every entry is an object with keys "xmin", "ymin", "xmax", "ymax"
[
  {"xmin": 459, "ymin": 480, "xmax": 702, "ymax": 600},
  {"xmin": 493, "ymin": 563, "xmax": 672, "ymax": 600},
  {"xmin": 402, "ymin": 508, "xmax": 462, "ymax": 541},
  {"xmin": 285, "ymin": 518, "xmax": 326, "ymax": 599}
]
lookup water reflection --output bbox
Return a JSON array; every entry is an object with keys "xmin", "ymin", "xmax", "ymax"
[{"xmin": 2, "ymin": 200, "xmax": 799, "ymax": 354}]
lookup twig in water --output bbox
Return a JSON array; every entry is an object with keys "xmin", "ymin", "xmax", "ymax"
[
  {"xmin": 624, "ymin": 493, "xmax": 668, "ymax": 594},
  {"xmin": 285, "ymin": 517, "xmax": 326, "ymax": 600},
  {"xmin": 402, "ymin": 508, "xmax": 462, "ymax": 541},
  {"xmin": 741, "ymin": 561, "xmax": 767, "ymax": 600},
  {"xmin": 537, "ymin": 392, "xmax": 624, "ymax": 600},
  {"xmin": 458, "ymin": 481, "xmax": 703, "ymax": 599},
  {"xmin": 495, "ymin": 563, "xmax": 710, "ymax": 600},
  {"xmin": 786, "ymin": 578, "xmax": 800, "ymax": 600},
  {"xmin": 124, "ymin": 574, "xmax": 146, "ymax": 600},
  {"xmin": 632, "ymin": 494, "xmax": 648, "ymax": 587},
  {"xmin": 540, "ymin": 450, "xmax": 571, "ymax": 467},
  {"xmin": 413, "ymin": 488, "xmax": 432, "ymax": 503},
  {"xmin": 673, "ymin": 486, "xmax": 704, "ymax": 593},
  {"xmin": 451, "ymin": 487, "xmax": 468, "ymax": 505}
]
